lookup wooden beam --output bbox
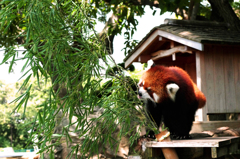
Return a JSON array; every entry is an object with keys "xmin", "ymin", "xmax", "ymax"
[
  {"xmin": 172, "ymin": 53, "xmax": 176, "ymax": 61},
  {"xmin": 170, "ymin": 41, "xmax": 175, "ymax": 48},
  {"xmin": 159, "ymin": 36, "xmax": 170, "ymax": 41},
  {"xmin": 157, "ymin": 30, "xmax": 204, "ymax": 51},
  {"xmin": 151, "ymin": 46, "xmax": 192, "ymax": 61}
]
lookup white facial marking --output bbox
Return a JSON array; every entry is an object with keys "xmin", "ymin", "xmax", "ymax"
[
  {"xmin": 153, "ymin": 93, "xmax": 160, "ymax": 103},
  {"xmin": 138, "ymin": 79, "xmax": 142, "ymax": 87},
  {"xmin": 138, "ymin": 87, "xmax": 154, "ymax": 102},
  {"xmin": 166, "ymin": 83, "xmax": 179, "ymax": 101},
  {"xmin": 143, "ymin": 80, "xmax": 145, "ymax": 86}
]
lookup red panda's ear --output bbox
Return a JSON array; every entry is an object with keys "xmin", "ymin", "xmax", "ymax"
[
  {"xmin": 146, "ymin": 59, "xmax": 155, "ymax": 70},
  {"xmin": 166, "ymin": 83, "xmax": 179, "ymax": 102}
]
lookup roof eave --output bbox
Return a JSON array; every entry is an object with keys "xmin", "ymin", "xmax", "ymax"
[
  {"xmin": 156, "ymin": 29, "xmax": 204, "ymax": 51},
  {"xmin": 125, "ymin": 29, "xmax": 160, "ymax": 68},
  {"xmin": 124, "ymin": 28, "xmax": 204, "ymax": 68}
]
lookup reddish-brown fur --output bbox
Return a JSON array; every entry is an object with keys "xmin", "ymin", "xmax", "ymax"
[
  {"xmin": 139, "ymin": 65, "xmax": 206, "ymax": 139},
  {"xmin": 141, "ymin": 65, "xmax": 206, "ymax": 108}
]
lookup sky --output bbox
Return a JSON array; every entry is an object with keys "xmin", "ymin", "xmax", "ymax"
[
  {"xmin": 104, "ymin": 7, "xmax": 175, "ymax": 64},
  {"xmin": 0, "ymin": 6, "xmax": 175, "ymax": 84},
  {"xmin": 0, "ymin": 47, "xmax": 26, "ymax": 84}
]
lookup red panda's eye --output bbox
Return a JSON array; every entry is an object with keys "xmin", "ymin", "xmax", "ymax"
[{"xmin": 139, "ymin": 83, "xmax": 143, "ymax": 87}]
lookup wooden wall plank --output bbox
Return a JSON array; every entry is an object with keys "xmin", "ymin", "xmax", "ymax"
[
  {"xmin": 223, "ymin": 46, "xmax": 237, "ymax": 113},
  {"xmin": 213, "ymin": 46, "xmax": 225, "ymax": 113},
  {"xmin": 204, "ymin": 46, "xmax": 216, "ymax": 114},
  {"xmin": 233, "ymin": 47, "xmax": 240, "ymax": 112}
]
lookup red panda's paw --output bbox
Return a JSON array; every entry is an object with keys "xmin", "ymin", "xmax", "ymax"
[{"xmin": 170, "ymin": 133, "xmax": 192, "ymax": 140}]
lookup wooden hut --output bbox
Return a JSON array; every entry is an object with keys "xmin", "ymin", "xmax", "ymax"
[{"xmin": 124, "ymin": 19, "xmax": 240, "ymax": 122}]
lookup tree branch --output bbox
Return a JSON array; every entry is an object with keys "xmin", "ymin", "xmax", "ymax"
[
  {"xmin": 99, "ymin": 13, "xmax": 119, "ymax": 54},
  {"xmin": 190, "ymin": 0, "xmax": 200, "ymax": 20},
  {"xmin": 208, "ymin": 0, "xmax": 240, "ymax": 31},
  {"xmin": 99, "ymin": 0, "xmax": 160, "ymax": 55}
]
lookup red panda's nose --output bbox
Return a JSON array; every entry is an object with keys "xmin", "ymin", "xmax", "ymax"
[{"xmin": 138, "ymin": 91, "xmax": 142, "ymax": 97}]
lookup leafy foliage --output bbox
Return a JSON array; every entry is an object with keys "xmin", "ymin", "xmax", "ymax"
[
  {"xmin": 0, "ymin": 122, "xmax": 34, "ymax": 150},
  {"xmin": 0, "ymin": 0, "xmax": 157, "ymax": 157},
  {"xmin": 0, "ymin": 1, "xmax": 240, "ymax": 56},
  {"xmin": 2, "ymin": 0, "xmax": 239, "ymax": 157},
  {"xmin": 0, "ymin": 79, "xmax": 50, "ymax": 149},
  {"xmin": 232, "ymin": 1, "xmax": 240, "ymax": 18}
]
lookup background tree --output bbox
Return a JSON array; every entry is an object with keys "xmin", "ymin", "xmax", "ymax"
[
  {"xmin": 0, "ymin": 78, "xmax": 50, "ymax": 150},
  {"xmin": 95, "ymin": 0, "xmax": 240, "ymax": 56},
  {"xmin": 0, "ymin": 0, "xmax": 240, "ymax": 158},
  {"xmin": 0, "ymin": 1, "xmax": 147, "ymax": 158}
]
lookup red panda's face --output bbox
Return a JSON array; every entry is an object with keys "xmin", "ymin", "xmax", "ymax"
[{"xmin": 137, "ymin": 79, "xmax": 161, "ymax": 103}]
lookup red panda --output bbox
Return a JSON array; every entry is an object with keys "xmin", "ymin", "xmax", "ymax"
[{"xmin": 138, "ymin": 64, "xmax": 206, "ymax": 139}]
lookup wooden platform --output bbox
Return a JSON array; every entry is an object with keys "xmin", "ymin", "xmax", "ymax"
[
  {"xmin": 145, "ymin": 136, "xmax": 240, "ymax": 158},
  {"xmin": 190, "ymin": 120, "xmax": 240, "ymax": 133}
]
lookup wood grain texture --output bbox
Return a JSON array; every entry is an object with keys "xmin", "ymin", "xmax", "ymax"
[
  {"xmin": 204, "ymin": 46, "xmax": 216, "ymax": 114},
  {"xmin": 151, "ymin": 46, "xmax": 191, "ymax": 61},
  {"xmin": 213, "ymin": 45, "xmax": 225, "ymax": 113},
  {"xmin": 223, "ymin": 46, "xmax": 236, "ymax": 113},
  {"xmin": 233, "ymin": 47, "xmax": 240, "ymax": 112}
]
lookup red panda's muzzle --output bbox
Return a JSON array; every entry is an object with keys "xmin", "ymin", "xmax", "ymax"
[
  {"xmin": 138, "ymin": 87, "xmax": 157, "ymax": 103},
  {"xmin": 137, "ymin": 95, "xmax": 142, "ymax": 100},
  {"xmin": 138, "ymin": 91, "xmax": 143, "ymax": 99}
]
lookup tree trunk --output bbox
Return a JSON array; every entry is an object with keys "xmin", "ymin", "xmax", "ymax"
[
  {"xmin": 99, "ymin": 13, "xmax": 119, "ymax": 54},
  {"xmin": 208, "ymin": 0, "xmax": 240, "ymax": 31},
  {"xmin": 189, "ymin": 0, "xmax": 200, "ymax": 20}
]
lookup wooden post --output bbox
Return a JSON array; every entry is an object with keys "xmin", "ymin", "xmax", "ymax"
[
  {"xmin": 160, "ymin": 139, "xmax": 179, "ymax": 159},
  {"xmin": 155, "ymin": 130, "xmax": 179, "ymax": 159},
  {"xmin": 195, "ymin": 51, "xmax": 207, "ymax": 121}
]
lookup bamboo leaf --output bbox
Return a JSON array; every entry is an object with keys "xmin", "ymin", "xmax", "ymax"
[
  {"xmin": 38, "ymin": 111, "xmax": 43, "ymax": 125},
  {"xmin": 21, "ymin": 57, "xmax": 30, "ymax": 73},
  {"xmin": 22, "ymin": 90, "xmax": 30, "ymax": 118},
  {"xmin": 8, "ymin": 53, "xmax": 15, "ymax": 73},
  {"xmin": 17, "ymin": 73, "xmax": 32, "ymax": 93}
]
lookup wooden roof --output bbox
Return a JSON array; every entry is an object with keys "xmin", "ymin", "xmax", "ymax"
[{"xmin": 124, "ymin": 19, "xmax": 240, "ymax": 68}]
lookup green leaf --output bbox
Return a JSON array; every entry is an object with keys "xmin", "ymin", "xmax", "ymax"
[
  {"xmin": 17, "ymin": 73, "xmax": 32, "ymax": 93},
  {"xmin": 0, "ymin": 0, "xmax": 151, "ymax": 157},
  {"xmin": 152, "ymin": 10, "xmax": 157, "ymax": 16},
  {"xmin": 8, "ymin": 53, "xmax": 15, "ymax": 73}
]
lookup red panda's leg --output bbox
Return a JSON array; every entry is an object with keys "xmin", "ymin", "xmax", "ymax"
[{"xmin": 162, "ymin": 100, "xmax": 198, "ymax": 140}]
